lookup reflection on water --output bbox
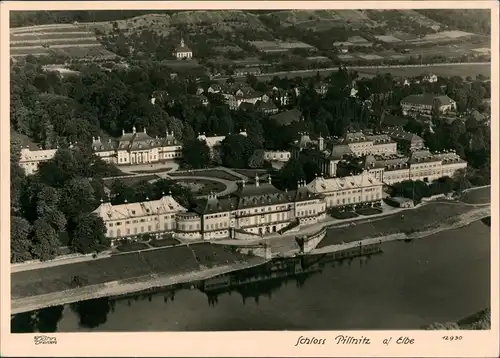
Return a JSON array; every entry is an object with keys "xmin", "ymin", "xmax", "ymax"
[{"xmin": 11, "ymin": 221, "xmax": 490, "ymax": 332}]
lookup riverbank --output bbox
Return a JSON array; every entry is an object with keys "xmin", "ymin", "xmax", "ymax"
[
  {"xmin": 11, "ymin": 200, "xmax": 490, "ymax": 314},
  {"xmin": 11, "ymin": 257, "xmax": 265, "ymax": 315},
  {"xmin": 311, "ymin": 204, "xmax": 490, "ymax": 255}
]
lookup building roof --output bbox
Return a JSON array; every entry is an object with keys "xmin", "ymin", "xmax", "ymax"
[
  {"xmin": 239, "ymin": 102, "xmax": 255, "ymax": 111},
  {"xmin": 93, "ymin": 195, "xmax": 188, "ymax": 221},
  {"xmin": 94, "ymin": 128, "xmax": 181, "ymax": 153},
  {"xmin": 402, "ymin": 94, "xmax": 455, "ymax": 107},
  {"xmin": 306, "ymin": 172, "xmax": 382, "ymax": 194},
  {"xmin": 407, "ymin": 149, "xmax": 442, "ymax": 164},
  {"xmin": 324, "ymin": 143, "xmax": 354, "ymax": 160},
  {"xmin": 365, "ymin": 133, "xmax": 394, "ymax": 144},
  {"xmin": 255, "ymin": 99, "xmax": 278, "ymax": 112},
  {"xmin": 270, "ymin": 108, "xmax": 302, "ymax": 126},
  {"xmin": 197, "ymin": 133, "xmax": 226, "ymax": 148},
  {"xmin": 388, "ymin": 129, "xmax": 423, "ymax": 143},
  {"xmin": 432, "ymin": 150, "xmax": 467, "ymax": 164},
  {"xmin": 192, "ymin": 178, "xmax": 319, "ymax": 215}
]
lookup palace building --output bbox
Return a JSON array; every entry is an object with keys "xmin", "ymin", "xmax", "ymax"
[
  {"xmin": 94, "ymin": 175, "xmax": 329, "ymax": 243},
  {"xmin": 92, "ymin": 127, "xmax": 183, "ymax": 165},
  {"xmin": 92, "ymin": 192, "xmax": 188, "ymax": 239}
]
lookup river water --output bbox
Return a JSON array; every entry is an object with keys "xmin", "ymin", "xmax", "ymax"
[{"xmin": 11, "ymin": 220, "xmax": 491, "ymax": 332}]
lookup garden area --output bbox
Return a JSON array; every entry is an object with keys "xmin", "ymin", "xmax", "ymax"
[
  {"xmin": 169, "ymin": 169, "xmax": 241, "ymax": 181},
  {"xmin": 356, "ymin": 207, "xmax": 383, "ymax": 216},
  {"xmin": 459, "ymin": 186, "xmax": 490, "ymax": 205},
  {"xmin": 318, "ymin": 201, "xmax": 479, "ymax": 248},
  {"xmin": 328, "ymin": 202, "xmax": 383, "ymax": 219},
  {"xmin": 114, "ymin": 233, "xmax": 181, "ymax": 252},
  {"xmin": 131, "ymin": 167, "xmax": 174, "ymax": 174},
  {"xmin": 150, "ymin": 236, "xmax": 181, "ymax": 248},
  {"xmin": 232, "ymin": 168, "xmax": 274, "ymax": 180},
  {"xmin": 103, "ymin": 174, "xmax": 159, "ymax": 188},
  {"xmin": 175, "ymin": 179, "xmax": 227, "ymax": 196},
  {"xmin": 116, "ymin": 242, "xmax": 149, "ymax": 253}
]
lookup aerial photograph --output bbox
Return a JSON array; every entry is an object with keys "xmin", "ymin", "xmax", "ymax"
[{"xmin": 9, "ymin": 9, "xmax": 491, "ymax": 332}]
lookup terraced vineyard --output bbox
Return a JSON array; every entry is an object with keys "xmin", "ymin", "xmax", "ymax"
[{"xmin": 10, "ymin": 23, "xmax": 117, "ymax": 60}]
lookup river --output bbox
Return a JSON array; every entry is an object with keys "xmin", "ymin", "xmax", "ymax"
[{"xmin": 11, "ymin": 220, "xmax": 490, "ymax": 332}]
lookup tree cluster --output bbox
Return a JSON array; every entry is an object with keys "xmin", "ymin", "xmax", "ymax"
[{"xmin": 10, "ymin": 144, "xmax": 116, "ymax": 263}]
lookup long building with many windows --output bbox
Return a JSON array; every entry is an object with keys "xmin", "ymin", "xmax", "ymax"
[
  {"xmin": 18, "ymin": 147, "xmax": 58, "ymax": 175},
  {"xmin": 92, "ymin": 127, "xmax": 183, "ymax": 165},
  {"xmin": 93, "ymin": 172, "xmax": 386, "ymax": 243},
  {"xmin": 363, "ymin": 149, "xmax": 467, "ymax": 185}
]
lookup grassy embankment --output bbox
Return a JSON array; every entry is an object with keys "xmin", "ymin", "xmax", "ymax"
[{"xmin": 11, "ymin": 243, "xmax": 256, "ymax": 300}]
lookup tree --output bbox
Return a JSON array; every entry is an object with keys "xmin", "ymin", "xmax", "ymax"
[
  {"xmin": 181, "ymin": 139, "xmax": 211, "ymax": 169},
  {"xmin": 220, "ymin": 134, "xmax": 253, "ymax": 168},
  {"xmin": 277, "ymin": 158, "xmax": 305, "ymax": 190},
  {"xmin": 11, "ymin": 216, "xmax": 33, "ymax": 263},
  {"xmin": 71, "ymin": 213, "xmax": 109, "ymax": 254},
  {"xmin": 248, "ymin": 149, "xmax": 265, "ymax": 169},
  {"xmin": 59, "ymin": 177, "xmax": 97, "ymax": 221},
  {"xmin": 31, "ymin": 219, "xmax": 60, "ymax": 261}
]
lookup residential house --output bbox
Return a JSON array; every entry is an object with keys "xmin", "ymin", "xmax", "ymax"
[
  {"xmin": 401, "ymin": 94, "xmax": 457, "ymax": 117},
  {"xmin": 19, "ymin": 147, "xmax": 58, "ymax": 175}
]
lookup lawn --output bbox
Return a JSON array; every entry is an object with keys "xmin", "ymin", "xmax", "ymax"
[
  {"xmin": 330, "ymin": 210, "xmax": 359, "ymax": 220},
  {"xmin": 103, "ymin": 174, "xmax": 159, "ymax": 188},
  {"xmin": 11, "ymin": 245, "xmax": 200, "ymax": 299},
  {"xmin": 175, "ymin": 179, "xmax": 226, "ymax": 195},
  {"xmin": 170, "ymin": 169, "xmax": 240, "ymax": 181},
  {"xmin": 115, "ymin": 242, "xmax": 150, "ymax": 252},
  {"xmin": 150, "ymin": 237, "xmax": 181, "ymax": 248},
  {"xmin": 231, "ymin": 168, "xmax": 273, "ymax": 179},
  {"xmin": 318, "ymin": 202, "xmax": 477, "ymax": 248},
  {"xmin": 356, "ymin": 207, "xmax": 383, "ymax": 216},
  {"xmin": 131, "ymin": 167, "xmax": 173, "ymax": 174},
  {"xmin": 459, "ymin": 186, "xmax": 491, "ymax": 204}
]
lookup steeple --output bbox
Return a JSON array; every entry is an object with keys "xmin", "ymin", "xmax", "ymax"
[{"xmin": 180, "ymin": 37, "xmax": 185, "ymax": 47}]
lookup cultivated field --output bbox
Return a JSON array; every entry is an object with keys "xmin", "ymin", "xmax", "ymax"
[
  {"xmin": 355, "ymin": 63, "xmax": 491, "ymax": 79},
  {"xmin": 251, "ymin": 40, "xmax": 316, "ymax": 53}
]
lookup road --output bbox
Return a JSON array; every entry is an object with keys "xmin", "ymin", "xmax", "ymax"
[{"xmin": 212, "ymin": 61, "xmax": 490, "ymax": 82}]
